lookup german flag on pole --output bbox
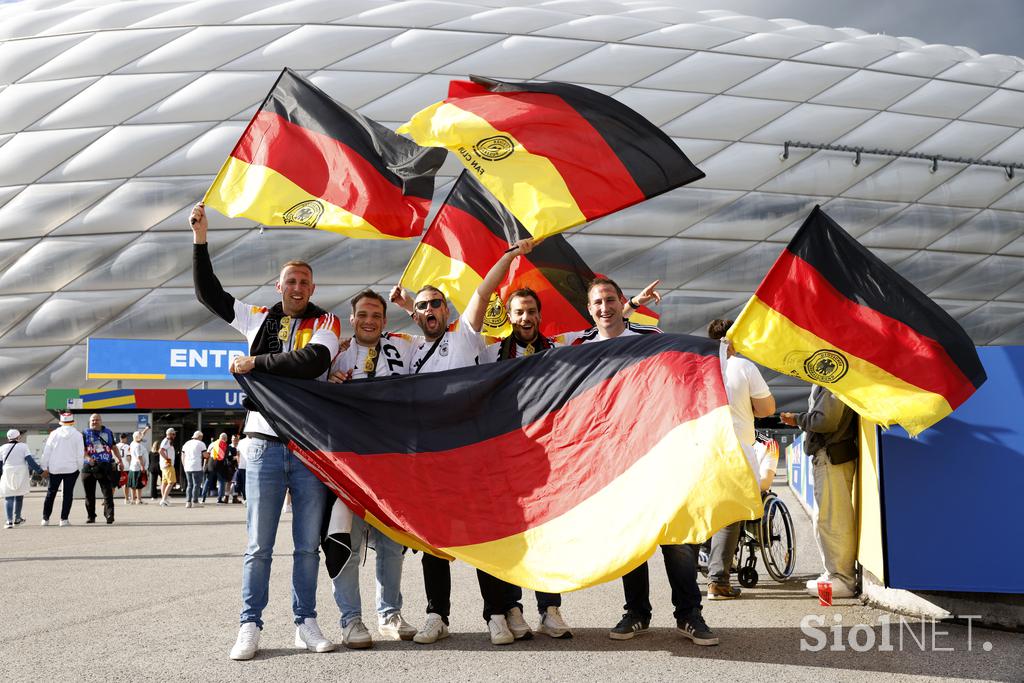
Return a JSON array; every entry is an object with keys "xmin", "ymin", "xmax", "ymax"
[
  {"xmin": 728, "ymin": 206, "xmax": 986, "ymax": 436},
  {"xmin": 236, "ymin": 334, "xmax": 761, "ymax": 592},
  {"xmin": 400, "ymin": 171, "xmax": 658, "ymax": 337},
  {"xmin": 204, "ymin": 68, "xmax": 446, "ymax": 239},
  {"xmin": 398, "ymin": 76, "xmax": 705, "ymax": 239}
]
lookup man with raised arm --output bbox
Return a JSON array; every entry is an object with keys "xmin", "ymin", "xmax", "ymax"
[{"xmin": 190, "ymin": 202, "xmax": 341, "ymax": 661}]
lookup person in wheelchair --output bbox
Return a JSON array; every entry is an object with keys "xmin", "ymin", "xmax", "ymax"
[{"xmin": 705, "ymin": 319, "xmax": 775, "ymax": 600}]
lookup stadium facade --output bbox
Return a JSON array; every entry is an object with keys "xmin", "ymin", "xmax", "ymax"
[{"xmin": 1, "ymin": 0, "xmax": 1023, "ymax": 427}]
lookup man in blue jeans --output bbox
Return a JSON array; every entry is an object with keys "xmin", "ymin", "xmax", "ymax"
[{"xmin": 191, "ymin": 202, "xmax": 342, "ymax": 661}]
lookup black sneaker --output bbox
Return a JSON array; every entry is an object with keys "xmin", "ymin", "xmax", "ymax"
[
  {"xmin": 609, "ymin": 613, "xmax": 650, "ymax": 640},
  {"xmin": 677, "ymin": 612, "xmax": 719, "ymax": 646},
  {"xmin": 86, "ymin": 518, "xmax": 96, "ymax": 524}
]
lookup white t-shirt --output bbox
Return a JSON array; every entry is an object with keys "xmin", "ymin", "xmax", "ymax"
[
  {"xmin": 236, "ymin": 437, "xmax": 251, "ymax": 470},
  {"xmin": 722, "ymin": 351, "xmax": 772, "ymax": 474},
  {"xmin": 129, "ymin": 441, "xmax": 147, "ymax": 472},
  {"xmin": 180, "ymin": 439, "xmax": 207, "ymax": 472},
  {"xmin": 159, "ymin": 438, "xmax": 177, "ymax": 468},
  {"xmin": 556, "ymin": 320, "xmax": 660, "ymax": 346},
  {"xmin": 331, "ymin": 332, "xmax": 413, "ymax": 379},
  {"xmin": 117, "ymin": 442, "xmax": 131, "ymax": 468},
  {"xmin": 407, "ymin": 321, "xmax": 485, "ymax": 374}
]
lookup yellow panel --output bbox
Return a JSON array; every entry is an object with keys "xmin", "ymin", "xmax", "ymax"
[{"xmin": 856, "ymin": 418, "xmax": 885, "ymax": 583}]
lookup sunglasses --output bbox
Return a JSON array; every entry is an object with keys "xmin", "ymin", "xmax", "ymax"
[{"xmin": 415, "ymin": 299, "xmax": 444, "ymax": 311}]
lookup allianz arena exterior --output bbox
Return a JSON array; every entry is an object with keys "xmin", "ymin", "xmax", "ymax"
[{"xmin": 1, "ymin": 0, "xmax": 1023, "ymax": 426}]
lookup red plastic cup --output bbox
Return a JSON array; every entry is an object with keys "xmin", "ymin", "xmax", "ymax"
[{"xmin": 817, "ymin": 580, "xmax": 833, "ymax": 606}]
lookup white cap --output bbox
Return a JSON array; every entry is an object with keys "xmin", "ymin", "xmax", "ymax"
[
  {"xmin": 6, "ymin": 428, "xmax": 19, "ymax": 440},
  {"xmin": 59, "ymin": 412, "xmax": 75, "ymax": 423},
  {"xmin": 192, "ymin": 430, "xmax": 203, "ymax": 439}
]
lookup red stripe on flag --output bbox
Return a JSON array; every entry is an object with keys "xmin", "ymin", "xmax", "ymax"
[
  {"xmin": 422, "ymin": 204, "xmax": 510, "ymax": 277},
  {"xmin": 233, "ymin": 111, "xmax": 431, "ymax": 236},
  {"xmin": 761, "ymin": 251, "xmax": 976, "ymax": 408},
  {"xmin": 451, "ymin": 90, "xmax": 645, "ymax": 221},
  {"xmin": 295, "ymin": 350, "xmax": 725, "ymax": 547},
  {"xmin": 501, "ymin": 260, "xmax": 592, "ymax": 334}
]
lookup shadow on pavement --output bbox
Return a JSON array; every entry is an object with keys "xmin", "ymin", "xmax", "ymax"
[{"xmin": 1, "ymin": 552, "xmax": 239, "ymax": 563}]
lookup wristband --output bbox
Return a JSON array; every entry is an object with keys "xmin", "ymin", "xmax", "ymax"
[{"xmin": 629, "ymin": 296, "xmax": 641, "ymax": 309}]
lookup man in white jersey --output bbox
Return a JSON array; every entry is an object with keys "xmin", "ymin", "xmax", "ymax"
[
  {"xmin": 325, "ymin": 290, "xmax": 417, "ymax": 649},
  {"xmin": 704, "ymin": 318, "xmax": 775, "ymax": 600}
]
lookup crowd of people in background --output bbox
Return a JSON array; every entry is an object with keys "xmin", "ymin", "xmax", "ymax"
[{"xmin": 0, "ymin": 416, "xmax": 252, "ymax": 528}]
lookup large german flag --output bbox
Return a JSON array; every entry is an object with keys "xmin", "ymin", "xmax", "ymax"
[
  {"xmin": 728, "ymin": 206, "xmax": 986, "ymax": 436},
  {"xmin": 398, "ymin": 76, "xmax": 705, "ymax": 239},
  {"xmin": 401, "ymin": 171, "xmax": 658, "ymax": 337},
  {"xmin": 204, "ymin": 68, "xmax": 446, "ymax": 239},
  {"xmin": 236, "ymin": 334, "xmax": 761, "ymax": 592}
]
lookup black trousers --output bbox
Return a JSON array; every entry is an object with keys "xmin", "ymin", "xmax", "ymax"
[
  {"xmin": 81, "ymin": 465, "xmax": 115, "ymax": 522},
  {"xmin": 42, "ymin": 471, "xmax": 79, "ymax": 521},
  {"xmin": 476, "ymin": 570, "xmax": 561, "ymax": 623},
  {"xmin": 622, "ymin": 544, "xmax": 702, "ymax": 622},
  {"xmin": 422, "ymin": 553, "xmax": 452, "ymax": 622}
]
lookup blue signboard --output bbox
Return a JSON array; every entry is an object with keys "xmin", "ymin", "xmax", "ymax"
[{"xmin": 87, "ymin": 338, "xmax": 248, "ymax": 381}]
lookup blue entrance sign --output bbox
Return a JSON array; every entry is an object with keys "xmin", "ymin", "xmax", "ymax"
[{"xmin": 87, "ymin": 338, "xmax": 248, "ymax": 381}]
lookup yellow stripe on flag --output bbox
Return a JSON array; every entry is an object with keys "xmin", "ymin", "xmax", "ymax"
[
  {"xmin": 399, "ymin": 102, "xmax": 587, "ymax": 239},
  {"xmin": 400, "ymin": 242, "xmax": 485, "ymax": 315},
  {"xmin": 440, "ymin": 406, "xmax": 760, "ymax": 593},
  {"xmin": 730, "ymin": 296, "xmax": 953, "ymax": 435},
  {"xmin": 204, "ymin": 157, "xmax": 402, "ymax": 240}
]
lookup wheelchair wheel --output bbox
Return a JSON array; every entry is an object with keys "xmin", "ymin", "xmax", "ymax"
[
  {"xmin": 737, "ymin": 566, "xmax": 758, "ymax": 588},
  {"xmin": 760, "ymin": 496, "xmax": 796, "ymax": 582}
]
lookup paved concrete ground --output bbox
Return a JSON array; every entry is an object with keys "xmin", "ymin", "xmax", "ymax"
[{"xmin": 1, "ymin": 486, "xmax": 1020, "ymax": 682}]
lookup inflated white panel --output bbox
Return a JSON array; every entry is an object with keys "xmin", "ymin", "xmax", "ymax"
[
  {"xmin": 439, "ymin": 35, "xmax": 601, "ymax": 79},
  {"xmin": 745, "ymin": 103, "xmax": 875, "ymax": 145},
  {"xmin": 0, "ymin": 293, "xmax": 49, "ymax": 339},
  {"xmin": 893, "ymin": 250, "xmax": 986, "ymax": 295},
  {"xmin": 626, "ymin": 23, "xmax": 746, "ymax": 51},
  {"xmin": 345, "ymin": 1, "xmax": 479, "ymax": 28},
  {"xmin": 918, "ymin": 166, "xmax": 1023, "ymax": 210},
  {"xmin": 611, "ymin": 88, "xmax": 709, "ymax": 126},
  {"xmin": 130, "ymin": 72, "xmax": 280, "ymax": 124},
  {"xmin": 0, "ymin": 6, "xmax": 81, "ymax": 40},
  {"xmin": 636, "ymin": 51, "xmax": 774, "ymax": 93},
  {"xmin": 563, "ymin": 233, "xmax": 664, "ymax": 275},
  {"xmin": 534, "ymin": 15, "xmax": 665, "ymax": 42},
  {"xmin": 22, "ymin": 28, "xmax": 188, "ymax": 81},
  {"xmin": 794, "ymin": 39, "xmax": 894, "ymax": 68},
  {"xmin": 0, "ymin": 180, "xmax": 118, "ymax": 239},
  {"xmin": 843, "ymin": 157, "xmax": 962, "ymax": 203},
  {"xmin": 234, "ymin": 0, "xmax": 387, "ymax": 24},
  {"xmin": 124, "ymin": 24, "xmax": 296, "ymax": 73},
  {"xmin": 9, "ymin": 345, "xmax": 107, "ymax": 394},
  {"xmin": 141, "ymin": 122, "xmax": 246, "ymax": 176},
  {"xmin": 780, "ymin": 24, "xmax": 849, "ymax": 43},
  {"xmin": 911, "ymin": 120, "xmax": 1015, "ymax": 159},
  {"xmin": 869, "ymin": 47, "xmax": 960, "ymax": 77},
  {"xmin": 812, "ymin": 70, "xmax": 927, "ymax": 109},
  {"xmin": 962, "ymin": 89, "xmax": 1024, "ymax": 127},
  {"xmin": 890, "ymin": 80, "xmax": 994, "ymax": 119},
  {"xmin": 0, "ymin": 347, "xmax": 67, "ymax": 395},
  {"xmin": 542, "ymin": 44, "xmax": 687, "ymax": 86},
  {"xmin": 50, "ymin": 176, "xmax": 213, "ymax": 235},
  {"xmin": 0, "ymin": 77, "xmax": 96, "ymax": 133},
  {"xmin": 712, "ymin": 31, "xmax": 821, "ymax": 59},
  {"xmin": 860, "ymin": 204, "xmax": 977, "ymax": 249},
  {"xmin": 938, "ymin": 60, "xmax": 1015, "ymax": 87},
  {"xmin": 704, "ymin": 14, "xmax": 781, "ymax": 35},
  {"xmin": 439, "ymin": 6, "xmax": 577, "ymax": 33},
  {"xmin": 695, "ymin": 141, "xmax": 812, "ymax": 190},
  {"xmin": 309, "ymin": 71, "xmax": 419, "ymax": 109},
  {"xmin": 728, "ymin": 61, "xmax": 852, "ymax": 102},
  {"xmin": 42, "ymin": 2, "xmax": 186, "ymax": 36},
  {"xmin": 0, "ymin": 233, "xmax": 135, "ymax": 294},
  {"xmin": 356, "ymin": 73, "xmax": 455, "ymax": 122},
  {"xmin": 2, "ymin": 290, "xmax": 146, "ymax": 347},
  {"xmin": 133, "ymin": 0, "xmax": 283, "ymax": 27},
  {"xmin": 307, "ymin": 238, "xmax": 418, "ymax": 285},
  {"xmin": 929, "ymin": 210, "xmax": 1024, "ymax": 254},
  {"xmin": 0, "ymin": 127, "xmax": 108, "ymax": 186},
  {"xmin": 758, "ymin": 150, "xmax": 889, "ymax": 196},
  {"xmin": 682, "ymin": 192, "xmax": 820, "ymax": 241},
  {"xmin": 90, "ymin": 287, "xmax": 218, "ymax": 340},
  {"xmin": 835, "ymin": 112, "xmax": 947, "ymax": 150},
  {"xmin": 0, "ymin": 32, "xmax": 88, "ymax": 84},
  {"xmin": 43, "ymin": 123, "xmax": 210, "ymax": 181},
  {"xmin": 225, "ymin": 25, "xmax": 401, "ymax": 71},
  {"xmin": 35, "ymin": 73, "xmax": 196, "ymax": 128},
  {"xmin": 332, "ymin": 29, "xmax": 503, "ymax": 74},
  {"xmin": 663, "ymin": 95, "xmax": 794, "ymax": 140},
  {"xmin": 932, "ymin": 257, "xmax": 1024, "ymax": 301}
]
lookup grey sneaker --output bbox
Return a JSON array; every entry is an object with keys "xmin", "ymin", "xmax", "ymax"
[
  {"xmin": 378, "ymin": 612, "xmax": 416, "ymax": 641},
  {"xmin": 230, "ymin": 623, "xmax": 261, "ymax": 660},
  {"xmin": 342, "ymin": 618, "xmax": 372, "ymax": 649},
  {"xmin": 504, "ymin": 606, "xmax": 532, "ymax": 640},
  {"xmin": 677, "ymin": 612, "xmax": 719, "ymax": 646},
  {"xmin": 537, "ymin": 606, "xmax": 572, "ymax": 639}
]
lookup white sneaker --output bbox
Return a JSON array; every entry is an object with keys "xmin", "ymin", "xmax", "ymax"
[
  {"xmin": 4, "ymin": 522, "xmax": 12, "ymax": 529},
  {"xmin": 804, "ymin": 572, "xmax": 830, "ymax": 593},
  {"xmin": 185, "ymin": 501, "xmax": 192, "ymax": 509},
  {"xmin": 379, "ymin": 612, "xmax": 416, "ymax": 641},
  {"xmin": 537, "ymin": 606, "xmax": 572, "ymax": 639},
  {"xmin": 59, "ymin": 520, "xmax": 70, "ymax": 527},
  {"xmin": 230, "ymin": 623, "xmax": 261, "ymax": 660},
  {"xmin": 805, "ymin": 574, "xmax": 856, "ymax": 598},
  {"xmin": 294, "ymin": 617, "xmax": 335, "ymax": 652},
  {"xmin": 40, "ymin": 519, "xmax": 49, "ymax": 527},
  {"xmin": 159, "ymin": 500, "xmax": 169, "ymax": 507},
  {"xmin": 341, "ymin": 618, "xmax": 372, "ymax": 649},
  {"xmin": 505, "ymin": 606, "xmax": 532, "ymax": 640},
  {"xmin": 413, "ymin": 612, "xmax": 449, "ymax": 644},
  {"xmin": 488, "ymin": 614, "xmax": 515, "ymax": 645}
]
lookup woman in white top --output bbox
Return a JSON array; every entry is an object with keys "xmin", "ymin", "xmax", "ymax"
[
  {"xmin": 1, "ymin": 429, "xmax": 43, "ymax": 528},
  {"xmin": 127, "ymin": 429, "xmax": 150, "ymax": 505}
]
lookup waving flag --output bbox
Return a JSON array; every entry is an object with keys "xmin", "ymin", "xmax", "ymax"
[
  {"xmin": 401, "ymin": 171, "xmax": 658, "ymax": 337},
  {"xmin": 204, "ymin": 68, "xmax": 446, "ymax": 239},
  {"xmin": 398, "ymin": 76, "xmax": 704, "ymax": 239},
  {"xmin": 728, "ymin": 206, "xmax": 986, "ymax": 436},
  {"xmin": 237, "ymin": 334, "xmax": 760, "ymax": 592}
]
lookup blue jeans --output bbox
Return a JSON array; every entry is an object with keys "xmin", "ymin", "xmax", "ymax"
[
  {"xmin": 332, "ymin": 515, "xmax": 405, "ymax": 627},
  {"xmin": 240, "ymin": 439, "xmax": 329, "ymax": 628},
  {"xmin": 185, "ymin": 470, "xmax": 203, "ymax": 503},
  {"xmin": 4, "ymin": 496, "xmax": 23, "ymax": 522}
]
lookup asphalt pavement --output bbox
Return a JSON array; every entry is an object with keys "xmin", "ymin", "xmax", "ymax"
[{"xmin": 1, "ymin": 485, "xmax": 1020, "ymax": 682}]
